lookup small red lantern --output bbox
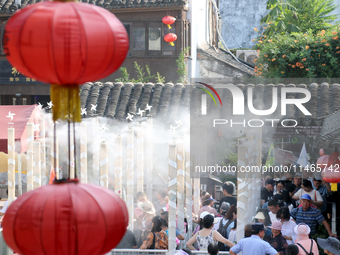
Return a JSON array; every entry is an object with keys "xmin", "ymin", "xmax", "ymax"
[
  {"xmin": 164, "ymin": 33, "xmax": 177, "ymax": 46},
  {"xmin": 317, "ymin": 148, "xmax": 340, "ymax": 191},
  {"xmin": 322, "ymin": 167, "xmax": 340, "ymax": 183},
  {"xmin": 3, "ymin": 179, "xmax": 128, "ymax": 255},
  {"xmin": 3, "ymin": 1, "xmax": 129, "ymax": 122},
  {"xmin": 162, "ymin": 15, "xmax": 176, "ymax": 29},
  {"xmin": 316, "ymin": 148, "xmax": 340, "ymax": 166}
]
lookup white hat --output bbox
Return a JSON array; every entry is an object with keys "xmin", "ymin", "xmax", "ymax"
[
  {"xmin": 254, "ymin": 212, "xmax": 265, "ymax": 220},
  {"xmin": 137, "ymin": 201, "xmax": 156, "ymax": 215},
  {"xmin": 200, "ymin": 211, "xmax": 218, "ymax": 224}
]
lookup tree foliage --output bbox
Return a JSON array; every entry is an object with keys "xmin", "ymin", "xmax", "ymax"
[{"xmin": 261, "ymin": 0, "xmax": 339, "ymax": 36}]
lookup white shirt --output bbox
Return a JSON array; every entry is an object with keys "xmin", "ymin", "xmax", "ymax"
[
  {"xmin": 228, "ymin": 230, "xmax": 237, "ymax": 243},
  {"xmin": 0, "ymin": 201, "xmax": 8, "ymax": 214},
  {"xmin": 281, "ymin": 219, "xmax": 297, "ymax": 245},
  {"xmin": 269, "ymin": 211, "xmax": 277, "ymax": 223},
  {"xmin": 293, "ymin": 189, "xmax": 323, "ymax": 204}
]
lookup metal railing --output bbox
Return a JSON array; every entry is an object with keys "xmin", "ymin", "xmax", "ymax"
[{"xmin": 111, "ymin": 249, "xmax": 230, "ymax": 255}]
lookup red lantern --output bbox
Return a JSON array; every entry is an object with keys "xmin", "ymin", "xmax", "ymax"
[
  {"xmin": 3, "ymin": 179, "xmax": 128, "ymax": 255},
  {"xmin": 316, "ymin": 148, "xmax": 340, "ymax": 167},
  {"xmin": 164, "ymin": 33, "xmax": 177, "ymax": 46},
  {"xmin": 3, "ymin": 1, "xmax": 129, "ymax": 122},
  {"xmin": 322, "ymin": 167, "xmax": 340, "ymax": 183},
  {"xmin": 162, "ymin": 15, "xmax": 176, "ymax": 29}
]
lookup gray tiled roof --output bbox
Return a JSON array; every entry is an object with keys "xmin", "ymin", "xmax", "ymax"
[
  {"xmin": 1, "ymin": 0, "xmax": 187, "ymax": 14},
  {"xmin": 80, "ymin": 81, "xmax": 340, "ymax": 127}
]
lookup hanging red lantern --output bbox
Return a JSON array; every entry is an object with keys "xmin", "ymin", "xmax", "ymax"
[
  {"xmin": 3, "ymin": 1, "xmax": 129, "ymax": 122},
  {"xmin": 164, "ymin": 33, "xmax": 177, "ymax": 46},
  {"xmin": 316, "ymin": 148, "xmax": 340, "ymax": 166},
  {"xmin": 3, "ymin": 179, "xmax": 128, "ymax": 255},
  {"xmin": 162, "ymin": 15, "xmax": 176, "ymax": 29},
  {"xmin": 322, "ymin": 167, "xmax": 340, "ymax": 183}
]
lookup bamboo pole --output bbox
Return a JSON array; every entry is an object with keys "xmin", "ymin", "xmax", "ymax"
[
  {"xmin": 136, "ymin": 124, "xmax": 144, "ymax": 192},
  {"xmin": 114, "ymin": 135, "xmax": 122, "ymax": 197},
  {"xmin": 80, "ymin": 123, "xmax": 87, "ymax": 183},
  {"xmin": 18, "ymin": 154, "xmax": 22, "ymax": 196},
  {"xmin": 8, "ymin": 128, "xmax": 15, "ymax": 204},
  {"xmin": 237, "ymin": 144, "xmax": 247, "ymax": 241},
  {"xmin": 177, "ymin": 142, "xmax": 185, "ymax": 245},
  {"xmin": 168, "ymin": 143, "xmax": 177, "ymax": 255},
  {"xmin": 69, "ymin": 128, "xmax": 75, "ymax": 179},
  {"xmin": 100, "ymin": 141, "xmax": 108, "ymax": 188},
  {"xmin": 50, "ymin": 123, "xmax": 59, "ymax": 179},
  {"xmin": 145, "ymin": 118, "xmax": 153, "ymax": 202},
  {"xmin": 92, "ymin": 119, "xmax": 99, "ymax": 184},
  {"xmin": 185, "ymin": 143, "xmax": 192, "ymax": 240},
  {"xmin": 26, "ymin": 122, "xmax": 34, "ymax": 191},
  {"xmin": 126, "ymin": 129, "xmax": 134, "ymax": 230},
  {"xmin": 33, "ymin": 141, "xmax": 41, "ymax": 189},
  {"xmin": 39, "ymin": 118, "xmax": 46, "ymax": 185}
]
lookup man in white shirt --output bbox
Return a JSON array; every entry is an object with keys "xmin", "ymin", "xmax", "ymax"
[
  {"xmin": 268, "ymin": 199, "xmax": 280, "ymax": 223},
  {"xmin": 292, "ymin": 180, "xmax": 323, "ymax": 207}
]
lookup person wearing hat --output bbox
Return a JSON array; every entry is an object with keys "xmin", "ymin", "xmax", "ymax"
[
  {"xmin": 186, "ymin": 214, "xmax": 234, "ymax": 252},
  {"xmin": 294, "ymin": 223, "xmax": 319, "ymax": 255},
  {"xmin": 312, "ymin": 172, "xmax": 330, "ymax": 218},
  {"xmin": 317, "ymin": 237, "xmax": 340, "ymax": 255},
  {"xmin": 264, "ymin": 221, "xmax": 289, "ymax": 254},
  {"xmin": 290, "ymin": 194, "xmax": 336, "ymax": 238},
  {"xmin": 193, "ymin": 211, "xmax": 214, "ymax": 236},
  {"xmin": 198, "ymin": 194, "xmax": 218, "ymax": 217},
  {"xmin": 254, "ymin": 209, "xmax": 272, "ymax": 237},
  {"xmin": 135, "ymin": 200, "xmax": 156, "ymax": 247},
  {"xmin": 229, "ymin": 223, "xmax": 279, "ymax": 255},
  {"xmin": 292, "ymin": 180, "xmax": 324, "ymax": 208},
  {"xmin": 261, "ymin": 179, "xmax": 275, "ymax": 206},
  {"xmin": 213, "ymin": 201, "xmax": 230, "ymax": 231}
]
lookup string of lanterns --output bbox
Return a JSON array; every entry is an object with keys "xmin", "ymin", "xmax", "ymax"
[{"xmin": 162, "ymin": 15, "xmax": 177, "ymax": 46}]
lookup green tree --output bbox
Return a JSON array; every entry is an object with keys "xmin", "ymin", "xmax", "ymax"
[
  {"xmin": 176, "ymin": 47, "xmax": 190, "ymax": 84},
  {"xmin": 261, "ymin": 0, "xmax": 339, "ymax": 36}
]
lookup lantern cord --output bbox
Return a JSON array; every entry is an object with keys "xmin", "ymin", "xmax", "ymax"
[
  {"xmin": 68, "ymin": 119, "xmax": 71, "ymax": 180},
  {"xmin": 73, "ymin": 120, "xmax": 77, "ymax": 179}
]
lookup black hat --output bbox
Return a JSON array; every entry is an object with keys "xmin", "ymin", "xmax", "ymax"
[
  {"xmin": 273, "ymin": 194, "xmax": 284, "ymax": 207},
  {"xmin": 252, "ymin": 223, "xmax": 265, "ymax": 232}
]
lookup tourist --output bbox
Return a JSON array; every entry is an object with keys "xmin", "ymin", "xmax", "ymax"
[
  {"xmin": 283, "ymin": 183, "xmax": 297, "ymax": 210},
  {"xmin": 293, "ymin": 175, "xmax": 302, "ymax": 193},
  {"xmin": 254, "ymin": 209, "xmax": 272, "ymax": 237},
  {"xmin": 317, "ymin": 237, "xmax": 340, "ymax": 255},
  {"xmin": 313, "ymin": 173, "xmax": 329, "ymax": 218},
  {"xmin": 140, "ymin": 216, "xmax": 168, "ymax": 250},
  {"xmin": 244, "ymin": 224, "xmax": 252, "ymax": 238},
  {"xmin": 216, "ymin": 205, "xmax": 237, "ymax": 251},
  {"xmin": 268, "ymin": 199, "xmax": 281, "ymax": 223},
  {"xmin": 290, "ymin": 194, "xmax": 336, "ymax": 237},
  {"xmin": 276, "ymin": 207, "xmax": 296, "ymax": 245},
  {"xmin": 154, "ymin": 189, "xmax": 168, "ymax": 215},
  {"xmin": 198, "ymin": 194, "xmax": 218, "ymax": 217},
  {"xmin": 192, "ymin": 211, "xmax": 205, "ymax": 235},
  {"xmin": 228, "ymin": 218, "xmax": 237, "ymax": 243},
  {"xmin": 264, "ymin": 221, "xmax": 289, "ymax": 255},
  {"xmin": 229, "ymin": 223, "xmax": 279, "ymax": 255},
  {"xmin": 294, "ymin": 223, "xmax": 319, "ymax": 255},
  {"xmin": 219, "ymin": 181, "xmax": 237, "ymax": 207},
  {"xmin": 286, "ymin": 244, "xmax": 299, "ymax": 255},
  {"xmin": 116, "ymin": 228, "xmax": 137, "ymax": 249},
  {"xmin": 292, "ymin": 180, "xmax": 323, "ymax": 208},
  {"xmin": 160, "ymin": 211, "xmax": 185, "ymax": 240},
  {"xmin": 213, "ymin": 201, "xmax": 230, "ymax": 230},
  {"xmin": 208, "ymin": 242, "xmax": 219, "ymax": 255},
  {"xmin": 276, "ymin": 181, "xmax": 285, "ymax": 195},
  {"xmin": 134, "ymin": 199, "xmax": 156, "ymax": 247},
  {"xmin": 186, "ymin": 214, "xmax": 234, "ymax": 251},
  {"xmin": 261, "ymin": 179, "xmax": 275, "ymax": 206}
]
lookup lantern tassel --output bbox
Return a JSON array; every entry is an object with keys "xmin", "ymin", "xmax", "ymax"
[
  {"xmin": 50, "ymin": 84, "xmax": 81, "ymax": 122},
  {"xmin": 170, "ymin": 42, "xmax": 174, "ymax": 46},
  {"xmin": 167, "ymin": 24, "xmax": 172, "ymax": 29},
  {"xmin": 331, "ymin": 183, "xmax": 338, "ymax": 191}
]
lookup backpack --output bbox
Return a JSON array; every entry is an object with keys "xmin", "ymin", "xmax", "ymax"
[
  {"xmin": 217, "ymin": 219, "xmax": 233, "ymax": 251},
  {"xmin": 296, "ymin": 240, "xmax": 314, "ymax": 255}
]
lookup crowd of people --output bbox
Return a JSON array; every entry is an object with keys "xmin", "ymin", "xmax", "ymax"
[{"xmin": 113, "ymin": 173, "xmax": 340, "ymax": 255}]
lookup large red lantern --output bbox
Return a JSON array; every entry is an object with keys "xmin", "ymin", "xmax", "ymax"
[
  {"xmin": 3, "ymin": 180, "xmax": 128, "ymax": 255},
  {"xmin": 164, "ymin": 33, "xmax": 177, "ymax": 46},
  {"xmin": 162, "ymin": 15, "xmax": 176, "ymax": 29},
  {"xmin": 317, "ymin": 148, "xmax": 340, "ymax": 191},
  {"xmin": 3, "ymin": 1, "xmax": 129, "ymax": 122}
]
